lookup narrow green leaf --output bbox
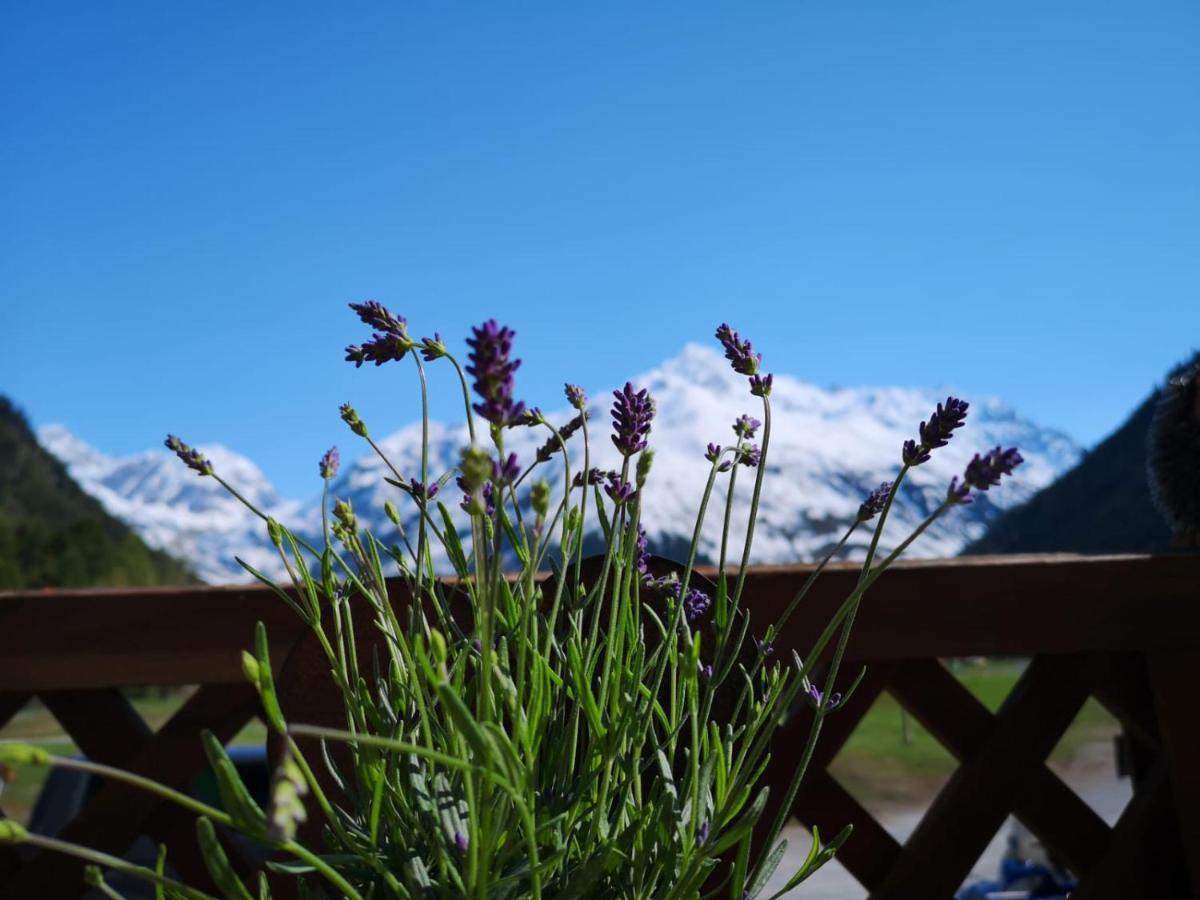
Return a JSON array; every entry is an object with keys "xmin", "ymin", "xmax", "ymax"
[{"xmin": 195, "ymin": 818, "xmax": 255, "ymax": 900}]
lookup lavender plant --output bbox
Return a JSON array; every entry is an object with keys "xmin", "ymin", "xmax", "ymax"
[{"xmin": 1, "ymin": 310, "xmax": 1022, "ymax": 899}]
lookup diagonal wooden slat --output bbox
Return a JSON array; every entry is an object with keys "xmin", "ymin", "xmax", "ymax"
[
  {"xmin": 0, "ymin": 692, "xmax": 31, "ymax": 731},
  {"xmin": 1092, "ymin": 652, "xmax": 1159, "ymax": 746},
  {"xmin": 752, "ymin": 665, "xmax": 895, "ymax": 862},
  {"xmin": 888, "ymin": 658, "xmax": 1111, "ymax": 877},
  {"xmin": 40, "ymin": 688, "xmax": 153, "ymax": 764},
  {"xmin": 870, "ymin": 654, "xmax": 1097, "ymax": 899},
  {"xmin": 1148, "ymin": 650, "xmax": 1200, "ymax": 894},
  {"xmin": 11, "ymin": 684, "xmax": 260, "ymax": 898},
  {"xmin": 1070, "ymin": 763, "xmax": 1190, "ymax": 899},
  {"xmin": 794, "ymin": 769, "xmax": 901, "ymax": 891}
]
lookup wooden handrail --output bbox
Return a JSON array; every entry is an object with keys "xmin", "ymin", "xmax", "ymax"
[
  {"xmin": 1, "ymin": 553, "xmax": 1197, "ymax": 897},
  {"xmin": 1, "ymin": 554, "xmax": 1197, "ymax": 691}
]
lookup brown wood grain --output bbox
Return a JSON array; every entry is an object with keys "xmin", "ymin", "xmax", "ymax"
[{"xmin": 2, "ymin": 554, "xmax": 1197, "ymax": 692}]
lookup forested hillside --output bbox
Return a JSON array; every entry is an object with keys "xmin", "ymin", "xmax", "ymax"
[{"xmin": 0, "ymin": 397, "xmax": 194, "ymax": 589}]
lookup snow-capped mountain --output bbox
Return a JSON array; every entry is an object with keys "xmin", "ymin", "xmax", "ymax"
[
  {"xmin": 39, "ymin": 345, "xmax": 1080, "ymax": 583},
  {"xmin": 36, "ymin": 425, "xmax": 306, "ymax": 584}
]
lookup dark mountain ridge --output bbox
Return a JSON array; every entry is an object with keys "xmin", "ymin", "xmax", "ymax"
[
  {"xmin": 967, "ymin": 391, "xmax": 1171, "ymax": 555},
  {"xmin": 0, "ymin": 396, "xmax": 194, "ymax": 589}
]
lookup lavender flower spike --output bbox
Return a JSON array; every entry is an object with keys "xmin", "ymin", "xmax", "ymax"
[
  {"xmin": 319, "ymin": 447, "xmax": 340, "ymax": 480},
  {"xmin": 408, "ymin": 479, "xmax": 439, "ymax": 502},
  {"xmin": 611, "ymin": 382, "xmax": 655, "ymax": 456},
  {"xmin": 857, "ymin": 481, "xmax": 893, "ymax": 522},
  {"xmin": 964, "ymin": 446, "xmax": 1024, "ymax": 490},
  {"xmin": 349, "ymin": 301, "xmax": 408, "ymax": 337},
  {"xmin": 345, "ymin": 302, "xmax": 414, "ymax": 368},
  {"xmin": 565, "ymin": 383, "xmax": 587, "ymax": 411},
  {"xmin": 466, "ymin": 320, "xmax": 525, "ymax": 427},
  {"xmin": 733, "ymin": 415, "xmax": 761, "ymax": 439},
  {"xmin": 165, "ymin": 435, "xmax": 213, "ymax": 476},
  {"xmin": 750, "ymin": 373, "xmax": 773, "ymax": 397},
  {"xmin": 705, "ymin": 443, "xmax": 732, "ymax": 472},
  {"xmin": 738, "ymin": 443, "xmax": 761, "ymax": 468},
  {"xmin": 420, "ymin": 333, "xmax": 447, "ymax": 361},
  {"xmin": 604, "ymin": 472, "xmax": 636, "ymax": 505},
  {"xmin": 903, "ymin": 396, "xmax": 969, "ymax": 466},
  {"xmin": 715, "ymin": 323, "xmax": 762, "ymax": 376},
  {"xmin": 683, "ymin": 589, "xmax": 711, "ymax": 623},
  {"xmin": 946, "ymin": 476, "xmax": 973, "ymax": 505},
  {"xmin": 492, "ymin": 452, "xmax": 521, "ymax": 486}
]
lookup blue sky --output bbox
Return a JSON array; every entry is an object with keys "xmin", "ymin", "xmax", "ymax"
[{"xmin": 2, "ymin": 2, "xmax": 1198, "ymax": 498}]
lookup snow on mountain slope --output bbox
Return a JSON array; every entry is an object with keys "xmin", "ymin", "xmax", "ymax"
[
  {"xmin": 36, "ymin": 426, "xmax": 303, "ymax": 584},
  {"xmin": 39, "ymin": 344, "xmax": 1080, "ymax": 583}
]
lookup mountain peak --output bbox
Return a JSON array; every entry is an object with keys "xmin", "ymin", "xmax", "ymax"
[{"xmin": 38, "ymin": 353, "xmax": 1083, "ymax": 583}]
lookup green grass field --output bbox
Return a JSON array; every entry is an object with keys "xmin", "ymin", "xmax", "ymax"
[{"xmin": 0, "ymin": 660, "xmax": 1120, "ymax": 825}]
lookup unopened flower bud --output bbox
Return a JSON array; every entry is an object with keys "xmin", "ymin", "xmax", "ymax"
[
  {"xmin": 636, "ymin": 449, "xmax": 655, "ymax": 489},
  {"xmin": 458, "ymin": 446, "xmax": 492, "ymax": 492},
  {"xmin": 339, "ymin": 403, "xmax": 368, "ymax": 438},
  {"xmin": 531, "ymin": 480, "xmax": 551, "ymax": 518},
  {"xmin": 164, "ymin": 435, "xmax": 213, "ymax": 476},
  {"xmin": 241, "ymin": 650, "xmax": 261, "ymax": 687},
  {"xmin": 333, "ymin": 499, "xmax": 356, "ymax": 531}
]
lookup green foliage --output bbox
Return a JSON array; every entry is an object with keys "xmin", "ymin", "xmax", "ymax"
[
  {"xmin": 0, "ymin": 396, "xmax": 194, "ymax": 589},
  {"xmin": 0, "ymin": 316, "xmax": 1000, "ymax": 899}
]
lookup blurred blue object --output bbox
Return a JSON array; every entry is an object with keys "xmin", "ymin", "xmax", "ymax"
[{"xmin": 956, "ymin": 824, "xmax": 1077, "ymax": 900}]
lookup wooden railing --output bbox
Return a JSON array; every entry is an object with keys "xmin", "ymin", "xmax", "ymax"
[{"xmin": 1, "ymin": 554, "xmax": 1197, "ymax": 898}]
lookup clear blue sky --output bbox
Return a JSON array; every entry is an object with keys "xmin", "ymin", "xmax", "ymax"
[{"xmin": 2, "ymin": 2, "xmax": 1198, "ymax": 498}]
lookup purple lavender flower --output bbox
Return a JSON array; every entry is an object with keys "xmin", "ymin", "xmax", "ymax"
[
  {"xmin": 715, "ymin": 324, "xmax": 762, "ymax": 376},
  {"xmin": 573, "ymin": 467, "xmax": 608, "ymax": 488},
  {"xmin": 518, "ymin": 407, "xmax": 545, "ymax": 427},
  {"xmin": 806, "ymin": 683, "xmax": 842, "ymax": 710},
  {"xmin": 645, "ymin": 574, "xmax": 682, "ymax": 599},
  {"xmin": 466, "ymin": 320, "xmax": 526, "ymax": 427},
  {"xmin": 683, "ymin": 589, "xmax": 711, "ymax": 623},
  {"xmin": 409, "ymin": 479, "xmax": 439, "ymax": 502},
  {"xmin": 696, "ymin": 821, "xmax": 710, "ymax": 847},
  {"xmin": 492, "ymin": 452, "xmax": 521, "ymax": 486},
  {"xmin": 420, "ymin": 333, "xmax": 447, "ymax": 361},
  {"xmin": 750, "ymin": 373, "xmax": 773, "ymax": 397},
  {"xmin": 963, "ymin": 446, "xmax": 1024, "ymax": 490},
  {"xmin": 636, "ymin": 524, "xmax": 649, "ymax": 577},
  {"xmin": 611, "ymin": 382, "xmax": 654, "ymax": 456},
  {"xmin": 458, "ymin": 478, "xmax": 495, "ymax": 516},
  {"xmin": 698, "ymin": 662, "xmax": 714, "ymax": 680},
  {"xmin": 454, "ymin": 832, "xmax": 469, "ymax": 854},
  {"xmin": 565, "ymin": 383, "xmax": 587, "ymax": 411},
  {"xmin": 857, "ymin": 481, "xmax": 893, "ymax": 522},
  {"xmin": 164, "ymin": 435, "xmax": 213, "ymax": 476},
  {"xmin": 536, "ymin": 412, "xmax": 587, "ymax": 462},
  {"xmin": 345, "ymin": 303, "xmax": 414, "ymax": 367},
  {"xmin": 319, "ymin": 447, "xmax": 340, "ymax": 480},
  {"xmin": 903, "ymin": 397, "xmax": 969, "ymax": 466},
  {"xmin": 733, "ymin": 415, "xmax": 761, "ymax": 439},
  {"xmin": 946, "ymin": 476, "xmax": 973, "ymax": 505},
  {"xmin": 705, "ymin": 443, "xmax": 732, "ymax": 473},
  {"xmin": 349, "ymin": 301, "xmax": 408, "ymax": 336},
  {"xmin": 754, "ymin": 635, "xmax": 774, "ymax": 658},
  {"xmin": 604, "ymin": 472, "xmax": 636, "ymax": 505},
  {"xmin": 738, "ymin": 443, "xmax": 761, "ymax": 468},
  {"xmin": 901, "ymin": 439, "xmax": 930, "ymax": 467}
]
